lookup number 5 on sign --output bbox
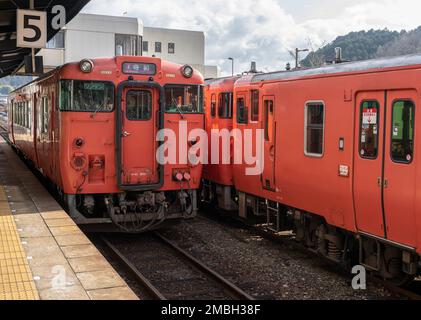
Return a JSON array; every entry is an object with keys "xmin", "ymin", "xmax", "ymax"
[{"xmin": 17, "ymin": 9, "xmax": 47, "ymax": 48}]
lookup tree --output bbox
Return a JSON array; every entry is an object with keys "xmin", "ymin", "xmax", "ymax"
[{"xmin": 0, "ymin": 85, "xmax": 13, "ymax": 95}]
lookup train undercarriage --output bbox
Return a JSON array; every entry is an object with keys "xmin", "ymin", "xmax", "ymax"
[
  {"xmin": 64, "ymin": 190, "xmax": 198, "ymax": 233},
  {"xmin": 202, "ymin": 180, "xmax": 420, "ymax": 286}
]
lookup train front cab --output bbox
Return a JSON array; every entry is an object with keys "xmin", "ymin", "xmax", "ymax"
[
  {"xmin": 57, "ymin": 57, "xmax": 204, "ymax": 232},
  {"xmin": 202, "ymin": 77, "xmax": 239, "ymax": 211}
]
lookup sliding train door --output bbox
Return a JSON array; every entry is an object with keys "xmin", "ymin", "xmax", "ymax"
[
  {"xmin": 353, "ymin": 90, "xmax": 417, "ymax": 247},
  {"xmin": 261, "ymin": 96, "xmax": 276, "ymax": 191}
]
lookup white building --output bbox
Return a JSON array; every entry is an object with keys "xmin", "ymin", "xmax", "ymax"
[{"xmin": 38, "ymin": 13, "xmax": 219, "ymax": 79}]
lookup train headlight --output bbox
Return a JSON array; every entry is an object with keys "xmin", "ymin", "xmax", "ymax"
[
  {"xmin": 181, "ymin": 65, "xmax": 194, "ymax": 78},
  {"xmin": 80, "ymin": 59, "xmax": 94, "ymax": 73},
  {"xmin": 183, "ymin": 172, "xmax": 191, "ymax": 181}
]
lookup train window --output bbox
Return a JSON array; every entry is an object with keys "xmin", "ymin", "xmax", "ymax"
[
  {"xmin": 210, "ymin": 94, "xmax": 216, "ymax": 118},
  {"xmin": 305, "ymin": 102, "xmax": 325, "ymax": 157},
  {"xmin": 165, "ymin": 85, "xmax": 203, "ymax": 113},
  {"xmin": 251, "ymin": 90, "xmax": 259, "ymax": 122},
  {"xmin": 237, "ymin": 97, "xmax": 248, "ymax": 124},
  {"xmin": 41, "ymin": 97, "xmax": 48, "ymax": 134},
  {"xmin": 27, "ymin": 101, "xmax": 31, "ymax": 130},
  {"xmin": 60, "ymin": 80, "xmax": 114, "ymax": 113},
  {"xmin": 391, "ymin": 100, "xmax": 415, "ymax": 164},
  {"xmin": 218, "ymin": 93, "xmax": 233, "ymax": 119},
  {"xmin": 126, "ymin": 90, "xmax": 152, "ymax": 121},
  {"xmin": 359, "ymin": 101, "xmax": 380, "ymax": 159},
  {"xmin": 264, "ymin": 100, "xmax": 274, "ymax": 141},
  {"xmin": 23, "ymin": 102, "xmax": 27, "ymax": 128}
]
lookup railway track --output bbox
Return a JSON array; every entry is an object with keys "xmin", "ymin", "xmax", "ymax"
[
  {"xmin": 198, "ymin": 210, "xmax": 421, "ymax": 301},
  {"xmin": 101, "ymin": 232, "xmax": 254, "ymax": 300}
]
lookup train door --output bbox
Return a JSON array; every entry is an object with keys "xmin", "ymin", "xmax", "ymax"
[
  {"xmin": 354, "ymin": 91, "xmax": 386, "ymax": 238},
  {"xmin": 120, "ymin": 87, "xmax": 159, "ymax": 188},
  {"xmin": 353, "ymin": 90, "xmax": 417, "ymax": 247},
  {"xmin": 261, "ymin": 96, "xmax": 276, "ymax": 190},
  {"xmin": 382, "ymin": 90, "xmax": 417, "ymax": 247},
  {"xmin": 36, "ymin": 95, "xmax": 48, "ymax": 172}
]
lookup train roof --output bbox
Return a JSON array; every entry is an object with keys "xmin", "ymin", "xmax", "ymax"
[
  {"xmin": 252, "ymin": 54, "xmax": 421, "ymax": 83},
  {"xmin": 205, "ymin": 76, "xmax": 241, "ymax": 86}
]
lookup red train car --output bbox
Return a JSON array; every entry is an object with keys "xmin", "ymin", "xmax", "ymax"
[
  {"xmin": 8, "ymin": 56, "xmax": 204, "ymax": 232},
  {"xmin": 202, "ymin": 76, "xmax": 239, "ymax": 211},
  {"xmin": 205, "ymin": 54, "xmax": 421, "ymax": 284}
]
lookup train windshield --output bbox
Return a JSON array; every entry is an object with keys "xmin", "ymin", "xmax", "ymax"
[
  {"xmin": 60, "ymin": 80, "xmax": 114, "ymax": 112},
  {"xmin": 164, "ymin": 85, "xmax": 203, "ymax": 113}
]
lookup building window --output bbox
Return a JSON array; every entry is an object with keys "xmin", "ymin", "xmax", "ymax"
[
  {"xmin": 46, "ymin": 31, "xmax": 65, "ymax": 49},
  {"xmin": 155, "ymin": 42, "xmax": 162, "ymax": 53},
  {"xmin": 143, "ymin": 41, "xmax": 149, "ymax": 52},
  {"xmin": 126, "ymin": 90, "xmax": 152, "ymax": 121},
  {"xmin": 168, "ymin": 43, "xmax": 175, "ymax": 54},
  {"xmin": 115, "ymin": 34, "xmax": 139, "ymax": 56},
  {"xmin": 305, "ymin": 102, "xmax": 325, "ymax": 156},
  {"xmin": 251, "ymin": 90, "xmax": 259, "ymax": 121},
  {"xmin": 218, "ymin": 93, "xmax": 233, "ymax": 119},
  {"xmin": 391, "ymin": 100, "xmax": 415, "ymax": 163},
  {"xmin": 359, "ymin": 101, "xmax": 380, "ymax": 159},
  {"xmin": 237, "ymin": 97, "xmax": 248, "ymax": 124}
]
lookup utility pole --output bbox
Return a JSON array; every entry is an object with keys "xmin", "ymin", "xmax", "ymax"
[
  {"xmin": 228, "ymin": 57, "xmax": 234, "ymax": 76},
  {"xmin": 295, "ymin": 48, "xmax": 309, "ymax": 69}
]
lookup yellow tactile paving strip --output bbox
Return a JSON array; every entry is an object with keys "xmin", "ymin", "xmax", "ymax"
[
  {"xmin": 0, "ymin": 139, "xmax": 138, "ymax": 300},
  {"xmin": 0, "ymin": 187, "xmax": 39, "ymax": 300}
]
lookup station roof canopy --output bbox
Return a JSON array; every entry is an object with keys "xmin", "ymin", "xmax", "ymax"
[{"xmin": 0, "ymin": 0, "xmax": 90, "ymax": 78}]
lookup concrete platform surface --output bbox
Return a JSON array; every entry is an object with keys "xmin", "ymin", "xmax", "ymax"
[{"xmin": 0, "ymin": 139, "xmax": 138, "ymax": 300}]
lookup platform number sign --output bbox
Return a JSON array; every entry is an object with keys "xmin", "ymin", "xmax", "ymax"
[{"xmin": 17, "ymin": 9, "xmax": 47, "ymax": 48}]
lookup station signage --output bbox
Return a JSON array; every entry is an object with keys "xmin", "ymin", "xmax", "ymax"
[{"xmin": 17, "ymin": 9, "xmax": 47, "ymax": 48}]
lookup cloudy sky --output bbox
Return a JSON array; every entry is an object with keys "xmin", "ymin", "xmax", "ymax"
[{"xmin": 82, "ymin": 0, "xmax": 421, "ymax": 75}]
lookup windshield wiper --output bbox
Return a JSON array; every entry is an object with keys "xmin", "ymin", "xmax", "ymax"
[
  {"xmin": 90, "ymin": 101, "xmax": 106, "ymax": 119},
  {"xmin": 171, "ymin": 98, "xmax": 185, "ymax": 119}
]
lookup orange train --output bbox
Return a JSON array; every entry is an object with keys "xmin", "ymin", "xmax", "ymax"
[
  {"xmin": 202, "ymin": 54, "xmax": 421, "ymax": 284},
  {"xmin": 8, "ymin": 56, "xmax": 204, "ymax": 232}
]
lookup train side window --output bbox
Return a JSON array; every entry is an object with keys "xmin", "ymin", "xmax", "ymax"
[
  {"xmin": 251, "ymin": 90, "xmax": 259, "ymax": 122},
  {"xmin": 305, "ymin": 102, "xmax": 325, "ymax": 157},
  {"xmin": 210, "ymin": 94, "xmax": 216, "ymax": 118},
  {"xmin": 126, "ymin": 90, "xmax": 152, "ymax": 121},
  {"xmin": 41, "ymin": 97, "xmax": 48, "ymax": 134},
  {"xmin": 237, "ymin": 97, "xmax": 248, "ymax": 124},
  {"xmin": 264, "ymin": 99, "xmax": 274, "ymax": 141},
  {"xmin": 218, "ymin": 93, "xmax": 233, "ymax": 119},
  {"xmin": 391, "ymin": 100, "xmax": 415, "ymax": 164},
  {"xmin": 359, "ymin": 101, "xmax": 380, "ymax": 159}
]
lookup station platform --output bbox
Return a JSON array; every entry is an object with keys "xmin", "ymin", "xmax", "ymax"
[{"xmin": 0, "ymin": 138, "xmax": 138, "ymax": 300}]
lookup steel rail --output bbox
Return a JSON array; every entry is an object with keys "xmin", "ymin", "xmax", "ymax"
[
  {"xmin": 153, "ymin": 231, "xmax": 255, "ymax": 300},
  {"xmin": 101, "ymin": 237, "xmax": 167, "ymax": 300}
]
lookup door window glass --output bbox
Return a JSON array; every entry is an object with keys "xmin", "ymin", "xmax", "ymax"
[
  {"xmin": 237, "ymin": 97, "xmax": 247, "ymax": 124},
  {"xmin": 251, "ymin": 90, "xmax": 259, "ymax": 121},
  {"xmin": 360, "ymin": 101, "xmax": 380, "ymax": 159},
  {"xmin": 210, "ymin": 94, "xmax": 216, "ymax": 118},
  {"xmin": 391, "ymin": 100, "xmax": 415, "ymax": 163},
  {"xmin": 264, "ymin": 100, "xmax": 274, "ymax": 141},
  {"xmin": 126, "ymin": 90, "xmax": 152, "ymax": 121}
]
